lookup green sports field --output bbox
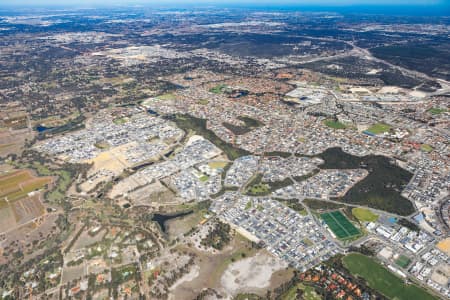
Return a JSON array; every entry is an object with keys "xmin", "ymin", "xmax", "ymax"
[
  {"xmin": 395, "ymin": 255, "xmax": 411, "ymax": 268},
  {"xmin": 366, "ymin": 123, "xmax": 391, "ymax": 134},
  {"xmin": 323, "ymin": 119, "xmax": 347, "ymax": 129},
  {"xmin": 321, "ymin": 210, "xmax": 360, "ymax": 239}
]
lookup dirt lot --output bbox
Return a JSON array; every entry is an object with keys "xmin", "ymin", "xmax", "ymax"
[{"xmin": 127, "ymin": 180, "xmax": 176, "ymax": 206}]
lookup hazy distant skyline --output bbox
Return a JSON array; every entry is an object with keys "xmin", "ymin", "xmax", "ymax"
[{"xmin": 0, "ymin": 0, "xmax": 447, "ymax": 7}]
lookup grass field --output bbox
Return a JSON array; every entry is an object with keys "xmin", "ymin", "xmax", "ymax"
[
  {"xmin": 208, "ymin": 161, "xmax": 228, "ymax": 169},
  {"xmin": 113, "ymin": 117, "xmax": 128, "ymax": 125},
  {"xmin": 343, "ymin": 253, "xmax": 437, "ymax": 300},
  {"xmin": 245, "ymin": 201, "xmax": 252, "ymax": 210},
  {"xmin": 156, "ymin": 93, "xmax": 176, "ymax": 100},
  {"xmin": 321, "ymin": 210, "xmax": 360, "ymax": 239},
  {"xmin": 209, "ymin": 84, "xmax": 228, "ymax": 94},
  {"xmin": 366, "ymin": 123, "xmax": 391, "ymax": 134},
  {"xmin": 247, "ymin": 183, "xmax": 270, "ymax": 195},
  {"xmin": 427, "ymin": 107, "xmax": 447, "ymax": 115},
  {"xmin": 352, "ymin": 208, "xmax": 378, "ymax": 222},
  {"xmin": 281, "ymin": 283, "xmax": 321, "ymax": 300},
  {"xmin": 324, "ymin": 119, "xmax": 347, "ymax": 129},
  {"xmin": 420, "ymin": 144, "xmax": 433, "ymax": 153},
  {"xmin": 199, "ymin": 175, "xmax": 209, "ymax": 182},
  {"xmin": 395, "ymin": 255, "xmax": 411, "ymax": 268}
]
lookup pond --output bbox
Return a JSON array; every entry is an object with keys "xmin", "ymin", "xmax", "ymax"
[{"xmin": 35, "ymin": 125, "xmax": 53, "ymax": 132}]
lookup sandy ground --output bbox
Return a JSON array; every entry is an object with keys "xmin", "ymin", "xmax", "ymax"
[
  {"xmin": 168, "ymin": 234, "xmax": 294, "ymax": 299},
  {"xmin": 378, "ymin": 86, "xmax": 402, "ymax": 93},
  {"xmin": 220, "ymin": 252, "xmax": 288, "ymax": 296},
  {"xmin": 409, "ymin": 90, "xmax": 427, "ymax": 98}
]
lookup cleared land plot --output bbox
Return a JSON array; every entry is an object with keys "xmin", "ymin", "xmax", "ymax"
[
  {"xmin": 321, "ymin": 210, "xmax": 360, "ymax": 239},
  {"xmin": 343, "ymin": 253, "xmax": 437, "ymax": 300},
  {"xmin": 0, "ymin": 206, "xmax": 16, "ymax": 232},
  {"xmin": 366, "ymin": 123, "xmax": 391, "ymax": 135},
  {"xmin": 352, "ymin": 207, "xmax": 378, "ymax": 222}
]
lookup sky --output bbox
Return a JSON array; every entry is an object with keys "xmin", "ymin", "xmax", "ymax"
[{"xmin": 0, "ymin": 0, "xmax": 447, "ymax": 6}]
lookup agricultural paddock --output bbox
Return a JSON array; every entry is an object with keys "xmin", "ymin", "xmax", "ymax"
[{"xmin": 0, "ymin": 169, "xmax": 52, "ymax": 233}]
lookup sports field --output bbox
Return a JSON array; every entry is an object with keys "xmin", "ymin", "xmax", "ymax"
[
  {"xmin": 323, "ymin": 119, "xmax": 347, "ymax": 129},
  {"xmin": 343, "ymin": 253, "xmax": 437, "ymax": 300},
  {"xmin": 321, "ymin": 210, "xmax": 360, "ymax": 239},
  {"xmin": 395, "ymin": 255, "xmax": 411, "ymax": 268},
  {"xmin": 366, "ymin": 123, "xmax": 391, "ymax": 135}
]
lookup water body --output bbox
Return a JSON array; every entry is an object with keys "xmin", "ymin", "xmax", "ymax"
[
  {"xmin": 152, "ymin": 210, "xmax": 193, "ymax": 233},
  {"xmin": 317, "ymin": 147, "xmax": 414, "ymax": 216},
  {"xmin": 147, "ymin": 109, "xmax": 159, "ymax": 116},
  {"xmin": 35, "ymin": 125, "xmax": 53, "ymax": 132}
]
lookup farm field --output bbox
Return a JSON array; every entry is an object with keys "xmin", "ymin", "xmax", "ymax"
[
  {"xmin": 0, "ymin": 169, "xmax": 51, "ymax": 233},
  {"xmin": 343, "ymin": 253, "xmax": 437, "ymax": 300},
  {"xmin": 0, "ymin": 169, "xmax": 52, "ymax": 202},
  {"xmin": 321, "ymin": 210, "xmax": 360, "ymax": 239}
]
